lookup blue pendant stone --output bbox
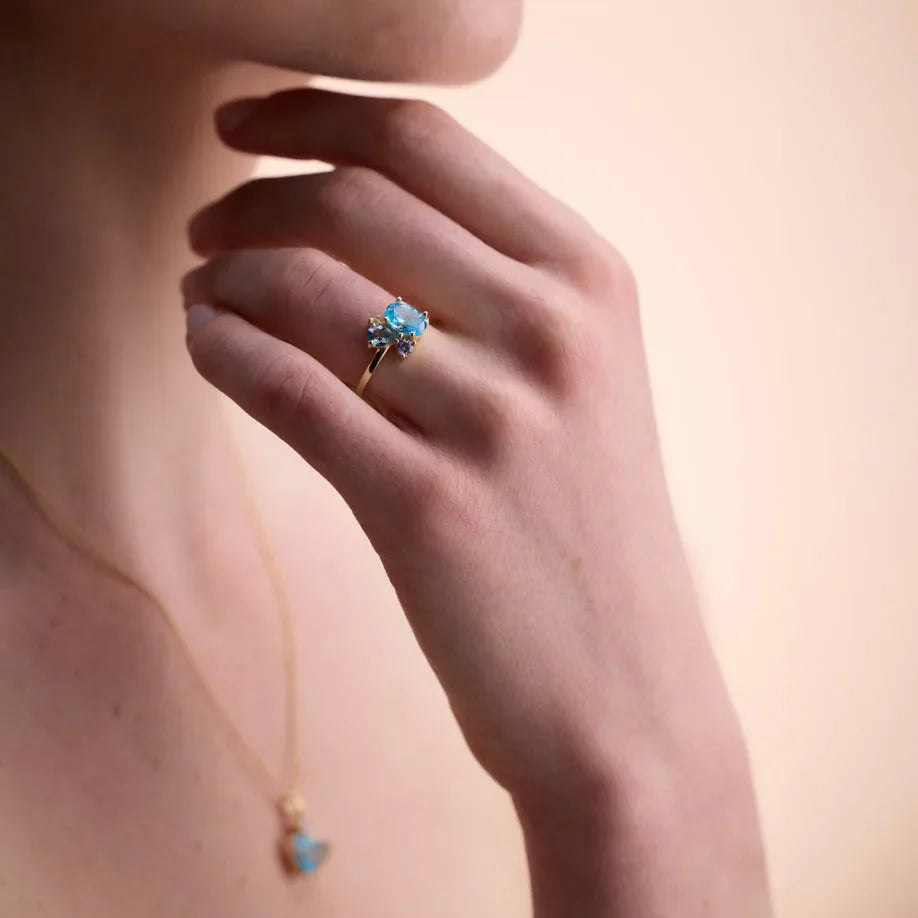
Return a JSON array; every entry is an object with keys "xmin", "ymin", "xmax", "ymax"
[
  {"xmin": 385, "ymin": 299, "xmax": 428, "ymax": 337},
  {"xmin": 290, "ymin": 832, "xmax": 329, "ymax": 873}
]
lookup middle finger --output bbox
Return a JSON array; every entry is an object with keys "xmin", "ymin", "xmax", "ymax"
[{"xmin": 188, "ymin": 166, "xmax": 523, "ymax": 340}]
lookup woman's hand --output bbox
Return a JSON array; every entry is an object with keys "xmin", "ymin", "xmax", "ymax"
[{"xmin": 182, "ymin": 87, "xmax": 771, "ymax": 916}]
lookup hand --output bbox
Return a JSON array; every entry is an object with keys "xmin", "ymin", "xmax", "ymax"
[{"xmin": 182, "ymin": 88, "xmax": 770, "ymax": 914}]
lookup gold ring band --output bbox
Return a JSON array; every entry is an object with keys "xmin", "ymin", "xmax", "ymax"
[{"xmin": 355, "ymin": 344, "xmax": 391, "ymax": 399}]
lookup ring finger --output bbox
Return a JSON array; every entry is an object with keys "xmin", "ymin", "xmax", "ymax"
[{"xmin": 181, "ymin": 247, "xmax": 506, "ymax": 444}]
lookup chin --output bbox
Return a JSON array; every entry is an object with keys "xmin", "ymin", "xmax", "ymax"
[
  {"xmin": 376, "ymin": 0, "xmax": 525, "ymax": 84},
  {"xmin": 25, "ymin": 0, "xmax": 523, "ymax": 87},
  {"xmin": 242, "ymin": 0, "xmax": 524, "ymax": 85}
]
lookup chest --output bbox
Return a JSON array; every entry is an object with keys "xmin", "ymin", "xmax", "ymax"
[{"xmin": 0, "ymin": 479, "xmax": 530, "ymax": 917}]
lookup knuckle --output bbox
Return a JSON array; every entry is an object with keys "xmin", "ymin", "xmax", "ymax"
[
  {"xmin": 377, "ymin": 97, "xmax": 451, "ymax": 153},
  {"xmin": 387, "ymin": 455, "xmax": 444, "ymax": 522},
  {"xmin": 513, "ymin": 288, "xmax": 599, "ymax": 394},
  {"xmin": 514, "ymin": 283, "xmax": 567, "ymax": 341},
  {"xmin": 464, "ymin": 375, "xmax": 535, "ymax": 461},
  {"xmin": 275, "ymin": 249, "xmax": 344, "ymax": 319},
  {"xmin": 557, "ymin": 236, "xmax": 638, "ymax": 303},
  {"xmin": 389, "ymin": 442, "xmax": 451, "ymax": 507},
  {"xmin": 316, "ymin": 165, "xmax": 388, "ymax": 224},
  {"xmin": 557, "ymin": 310, "xmax": 602, "ymax": 384},
  {"xmin": 210, "ymin": 250, "xmax": 272, "ymax": 304},
  {"xmin": 400, "ymin": 459, "xmax": 479, "ymax": 538},
  {"xmin": 508, "ymin": 284, "xmax": 574, "ymax": 380},
  {"xmin": 253, "ymin": 348, "xmax": 316, "ymax": 422}
]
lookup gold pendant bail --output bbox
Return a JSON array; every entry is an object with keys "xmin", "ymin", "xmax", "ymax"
[{"xmin": 278, "ymin": 790, "xmax": 307, "ymax": 831}]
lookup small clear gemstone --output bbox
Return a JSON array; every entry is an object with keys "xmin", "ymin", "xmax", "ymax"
[{"xmin": 385, "ymin": 300, "xmax": 428, "ymax": 337}]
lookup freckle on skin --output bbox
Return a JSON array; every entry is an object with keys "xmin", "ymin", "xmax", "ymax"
[
  {"xmin": 112, "ymin": 703, "xmax": 122, "ymax": 718},
  {"xmin": 151, "ymin": 754, "xmax": 162, "ymax": 771},
  {"xmin": 72, "ymin": 665, "xmax": 82, "ymax": 680}
]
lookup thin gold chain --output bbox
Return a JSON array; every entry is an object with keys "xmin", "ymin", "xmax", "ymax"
[{"xmin": 0, "ymin": 414, "xmax": 301, "ymax": 805}]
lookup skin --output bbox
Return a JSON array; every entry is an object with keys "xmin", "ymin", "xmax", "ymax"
[{"xmin": 0, "ymin": 2, "xmax": 772, "ymax": 916}]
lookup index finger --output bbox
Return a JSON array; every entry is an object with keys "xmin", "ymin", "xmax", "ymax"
[{"xmin": 214, "ymin": 87, "xmax": 594, "ymax": 269}]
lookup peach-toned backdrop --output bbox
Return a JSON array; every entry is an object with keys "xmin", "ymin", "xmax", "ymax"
[{"xmin": 259, "ymin": 1, "xmax": 918, "ymax": 913}]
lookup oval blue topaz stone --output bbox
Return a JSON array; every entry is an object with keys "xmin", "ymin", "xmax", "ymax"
[{"xmin": 384, "ymin": 298, "xmax": 428, "ymax": 337}]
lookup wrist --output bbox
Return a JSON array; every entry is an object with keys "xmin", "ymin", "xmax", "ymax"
[{"xmin": 511, "ymin": 696, "xmax": 773, "ymax": 917}]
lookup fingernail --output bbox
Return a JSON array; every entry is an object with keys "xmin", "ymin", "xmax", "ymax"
[
  {"xmin": 216, "ymin": 97, "xmax": 261, "ymax": 134},
  {"xmin": 185, "ymin": 303, "xmax": 221, "ymax": 334}
]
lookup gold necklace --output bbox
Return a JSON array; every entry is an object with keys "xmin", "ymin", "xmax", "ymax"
[{"xmin": 0, "ymin": 421, "xmax": 330, "ymax": 876}]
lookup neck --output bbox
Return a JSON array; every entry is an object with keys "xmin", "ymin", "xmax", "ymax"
[{"xmin": 0, "ymin": 17, "xmax": 299, "ymax": 571}]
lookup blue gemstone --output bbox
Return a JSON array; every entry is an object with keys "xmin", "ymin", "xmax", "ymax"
[
  {"xmin": 291, "ymin": 833, "xmax": 329, "ymax": 873},
  {"xmin": 384, "ymin": 299, "xmax": 428, "ymax": 337},
  {"xmin": 367, "ymin": 322, "xmax": 396, "ymax": 349}
]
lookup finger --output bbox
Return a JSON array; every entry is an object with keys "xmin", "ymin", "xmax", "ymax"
[
  {"xmin": 213, "ymin": 88, "xmax": 595, "ymax": 268},
  {"xmin": 181, "ymin": 248, "xmax": 501, "ymax": 442},
  {"xmin": 188, "ymin": 166, "xmax": 523, "ymax": 339},
  {"xmin": 184, "ymin": 304, "xmax": 428, "ymax": 517}
]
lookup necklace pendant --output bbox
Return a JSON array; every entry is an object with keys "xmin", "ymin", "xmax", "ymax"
[
  {"xmin": 281, "ymin": 829, "xmax": 330, "ymax": 875},
  {"xmin": 278, "ymin": 791, "xmax": 330, "ymax": 875}
]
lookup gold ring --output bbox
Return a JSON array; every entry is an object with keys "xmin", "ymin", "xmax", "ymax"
[{"xmin": 355, "ymin": 296, "xmax": 429, "ymax": 399}]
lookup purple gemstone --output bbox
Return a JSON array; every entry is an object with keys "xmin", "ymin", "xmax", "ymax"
[{"xmin": 395, "ymin": 336, "xmax": 415, "ymax": 357}]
